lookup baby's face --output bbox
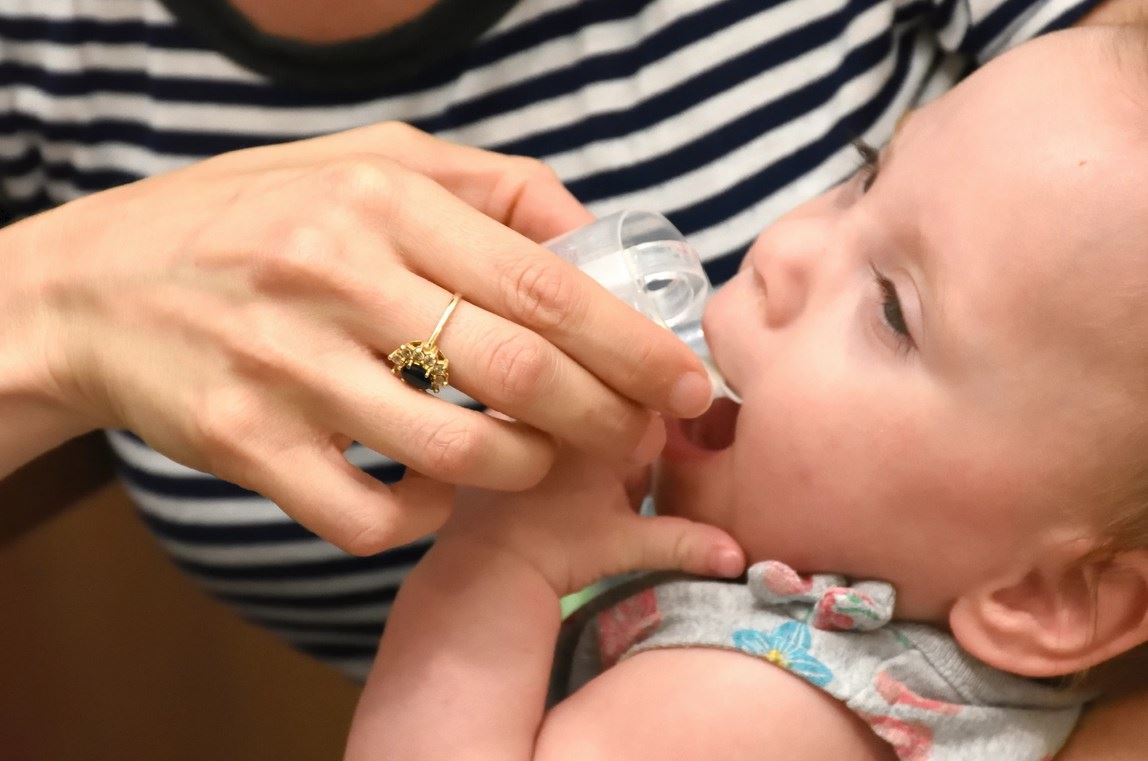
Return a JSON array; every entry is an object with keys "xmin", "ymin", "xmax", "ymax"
[{"xmin": 657, "ymin": 30, "xmax": 1148, "ymax": 620}]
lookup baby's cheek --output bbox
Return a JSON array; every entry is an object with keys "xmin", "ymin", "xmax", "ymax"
[
  {"xmin": 726, "ymin": 414, "xmax": 833, "ymax": 565},
  {"xmin": 727, "ymin": 377, "xmax": 901, "ymax": 568}
]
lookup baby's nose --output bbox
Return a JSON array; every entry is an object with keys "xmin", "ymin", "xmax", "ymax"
[{"xmin": 749, "ymin": 217, "xmax": 825, "ymax": 328}]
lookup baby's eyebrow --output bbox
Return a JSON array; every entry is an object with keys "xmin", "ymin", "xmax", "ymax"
[
  {"xmin": 893, "ymin": 109, "xmax": 915, "ymax": 141},
  {"xmin": 880, "ymin": 108, "xmax": 948, "ymax": 355},
  {"xmin": 881, "ymin": 110, "xmax": 916, "ymax": 166}
]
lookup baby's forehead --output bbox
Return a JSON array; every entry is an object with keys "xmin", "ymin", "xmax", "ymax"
[
  {"xmin": 1026, "ymin": 242, "xmax": 1148, "ymax": 371},
  {"xmin": 1003, "ymin": 153, "xmax": 1148, "ymax": 377},
  {"xmin": 906, "ymin": 32, "xmax": 1148, "ymax": 402},
  {"xmin": 956, "ymin": 182, "xmax": 1148, "ymax": 439}
]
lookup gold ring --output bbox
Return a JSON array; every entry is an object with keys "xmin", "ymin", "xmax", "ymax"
[{"xmin": 387, "ymin": 293, "xmax": 462, "ymax": 393}]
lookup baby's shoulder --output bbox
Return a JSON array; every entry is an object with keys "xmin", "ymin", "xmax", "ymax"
[
  {"xmin": 540, "ymin": 644, "xmax": 896, "ymax": 761},
  {"xmin": 552, "ymin": 563, "xmax": 1087, "ymax": 761}
]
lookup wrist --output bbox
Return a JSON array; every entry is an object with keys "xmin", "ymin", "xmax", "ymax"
[
  {"xmin": 0, "ymin": 215, "xmax": 97, "ymax": 472},
  {"xmin": 429, "ymin": 531, "xmax": 568, "ymax": 598}
]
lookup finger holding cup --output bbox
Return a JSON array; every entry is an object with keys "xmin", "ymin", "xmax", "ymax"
[{"xmin": 5, "ymin": 124, "xmax": 707, "ymax": 555}]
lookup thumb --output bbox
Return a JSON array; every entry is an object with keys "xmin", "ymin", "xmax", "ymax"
[{"xmin": 611, "ymin": 514, "xmax": 746, "ymax": 579}]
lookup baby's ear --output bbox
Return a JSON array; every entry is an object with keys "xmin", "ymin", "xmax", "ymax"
[{"xmin": 949, "ymin": 544, "xmax": 1148, "ymax": 677}]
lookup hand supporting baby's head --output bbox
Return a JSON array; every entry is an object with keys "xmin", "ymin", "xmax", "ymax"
[{"xmin": 658, "ymin": 24, "xmax": 1148, "ymax": 680}]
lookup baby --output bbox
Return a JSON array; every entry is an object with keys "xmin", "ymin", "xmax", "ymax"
[{"xmin": 344, "ymin": 25, "xmax": 1148, "ymax": 761}]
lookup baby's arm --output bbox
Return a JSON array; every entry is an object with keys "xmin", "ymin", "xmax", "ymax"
[
  {"xmin": 344, "ymin": 444, "xmax": 726, "ymax": 760},
  {"xmin": 346, "ymin": 532, "xmax": 893, "ymax": 761},
  {"xmin": 343, "ymin": 535, "xmax": 559, "ymax": 760},
  {"xmin": 1055, "ymin": 689, "xmax": 1148, "ymax": 761},
  {"xmin": 538, "ymin": 648, "xmax": 896, "ymax": 760},
  {"xmin": 343, "ymin": 451, "xmax": 893, "ymax": 761}
]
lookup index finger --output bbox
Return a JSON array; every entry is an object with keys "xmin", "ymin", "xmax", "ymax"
[
  {"xmin": 386, "ymin": 174, "xmax": 714, "ymax": 419},
  {"xmin": 212, "ymin": 121, "xmax": 594, "ymax": 241}
]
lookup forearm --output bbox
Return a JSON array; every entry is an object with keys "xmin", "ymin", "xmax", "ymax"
[
  {"xmin": 345, "ymin": 537, "xmax": 561, "ymax": 761},
  {"xmin": 0, "ymin": 215, "xmax": 93, "ymax": 479},
  {"xmin": 0, "ymin": 383, "xmax": 93, "ymax": 480},
  {"xmin": 1077, "ymin": 0, "xmax": 1148, "ymax": 25}
]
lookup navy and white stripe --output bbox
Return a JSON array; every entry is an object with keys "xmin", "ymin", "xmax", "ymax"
[{"xmin": 1, "ymin": 0, "xmax": 1095, "ymax": 679}]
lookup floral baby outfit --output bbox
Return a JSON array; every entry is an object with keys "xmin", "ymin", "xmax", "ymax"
[{"xmin": 554, "ymin": 562, "xmax": 1088, "ymax": 761}]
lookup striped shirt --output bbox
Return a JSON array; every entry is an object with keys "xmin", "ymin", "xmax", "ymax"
[{"xmin": 1, "ymin": 0, "xmax": 1095, "ymax": 679}]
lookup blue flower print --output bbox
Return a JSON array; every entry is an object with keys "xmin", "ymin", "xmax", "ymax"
[{"xmin": 732, "ymin": 621, "xmax": 834, "ymax": 688}]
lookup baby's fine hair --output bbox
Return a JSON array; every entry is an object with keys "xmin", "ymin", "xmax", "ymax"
[
  {"xmin": 1047, "ymin": 23, "xmax": 1148, "ymax": 692},
  {"xmin": 1094, "ymin": 23, "xmax": 1148, "ymax": 555}
]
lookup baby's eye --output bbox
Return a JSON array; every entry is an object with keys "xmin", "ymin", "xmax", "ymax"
[
  {"xmin": 851, "ymin": 139, "xmax": 880, "ymax": 193},
  {"xmin": 869, "ymin": 264, "xmax": 915, "ymax": 350}
]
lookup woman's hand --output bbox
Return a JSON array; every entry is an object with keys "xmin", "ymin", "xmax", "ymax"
[
  {"xmin": 1, "ymin": 122, "xmax": 714, "ymax": 553},
  {"xmin": 439, "ymin": 442, "xmax": 745, "ymax": 596}
]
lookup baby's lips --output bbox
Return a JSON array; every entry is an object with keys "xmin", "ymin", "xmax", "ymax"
[
  {"xmin": 682, "ymin": 398, "xmax": 741, "ymax": 451},
  {"xmin": 662, "ymin": 398, "xmax": 741, "ymax": 466}
]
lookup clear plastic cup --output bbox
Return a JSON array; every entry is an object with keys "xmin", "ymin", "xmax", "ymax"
[{"xmin": 545, "ymin": 210, "xmax": 739, "ymax": 403}]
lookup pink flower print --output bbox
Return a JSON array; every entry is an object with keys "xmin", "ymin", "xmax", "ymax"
[
  {"xmin": 860, "ymin": 713, "xmax": 934, "ymax": 761},
  {"xmin": 874, "ymin": 671, "xmax": 961, "ymax": 716},
  {"xmin": 596, "ymin": 588, "xmax": 661, "ymax": 667},
  {"xmin": 812, "ymin": 587, "xmax": 892, "ymax": 631},
  {"xmin": 812, "ymin": 588, "xmax": 859, "ymax": 630},
  {"xmin": 758, "ymin": 560, "xmax": 814, "ymax": 597}
]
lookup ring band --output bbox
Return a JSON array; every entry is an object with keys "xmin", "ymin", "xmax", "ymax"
[{"xmin": 387, "ymin": 293, "xmax": 462, "ymax": 393}]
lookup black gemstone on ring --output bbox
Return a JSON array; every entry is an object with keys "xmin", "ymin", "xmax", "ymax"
[{"xmin": 401, "ymin": 364, "xmax": 434, "ymax": 391}]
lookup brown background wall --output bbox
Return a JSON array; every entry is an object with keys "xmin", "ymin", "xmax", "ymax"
[{"xmin": 0, "ymin": 483, "xmax": 359, "ymax": 760}]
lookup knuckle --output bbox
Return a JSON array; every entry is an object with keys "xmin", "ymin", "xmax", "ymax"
[
  {"xmin": 224, "ymin": 306, "xmax": 298, "ymax": 380},
  {"xmin": 503, "ymin": 255, "xmax": 579, "ymax": 332},
  {"xmin": 257, "ymin": 223, "xmax": 345, "ymax": 289},
  {"xmin": 619, "ymin": 334, "xmax": 662, "ymax": 391},
  {"xmin": 484, "ymin": 331, "xmax": 552, "ymax": 400},
  {"xmin": 510, "ymin": 438, "xmax": 557, "ymax": 489},
  {"xmin": 514, "ymin": 155, "xmax": 561, "ymax": 185},
  {"xmin": 414, "ymin": 418, "xmax": 481, "ymax": 479},
  {"xmin": 319, "ymin": 156, "xmax": 404, "ymax": 213},
  {"xmin": 599, "ymin": 404, "xmax": 647, "ymax": 453},
  {"xmin": 376, "ymin": 120, "xmax": 419, "ymax": 141},
  {"xmin": 191, "ymin": 386, "xmax": 261, "ymax": 473},
  {"xmin": 671, "ymin": 528, "xmax": 693, "ymax": 567},
  {"xmin": 341, "ymin": 516, "xmax": 397, "ymax": 557}
]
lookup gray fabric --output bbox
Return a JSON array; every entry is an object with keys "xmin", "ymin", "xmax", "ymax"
[{"xmin": 560, "ymin": 576, "xmax": 1087, "ymax": 761}]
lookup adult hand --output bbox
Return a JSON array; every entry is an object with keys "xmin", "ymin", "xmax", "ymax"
[{"xmin": 3, "ymin": 122, "xmax": 713, "ymax": 553}]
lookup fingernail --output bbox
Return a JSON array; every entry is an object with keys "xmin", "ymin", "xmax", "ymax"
[
  {"xmin": 670, "ymin": 372, "xmax": 713, "ymax": 418},
  {"xmin": 630, "ymin": 416, "xmax": 666, "ymax": 464},
  {"xmin": 710, "ymin": 547, "xmax": 744, "ymax": 578}
]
